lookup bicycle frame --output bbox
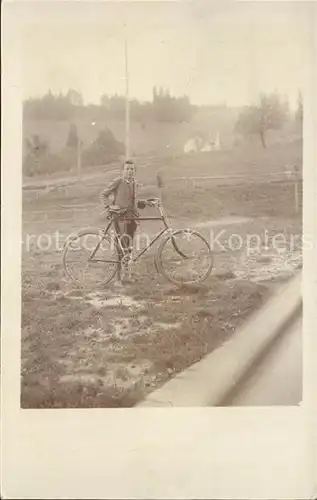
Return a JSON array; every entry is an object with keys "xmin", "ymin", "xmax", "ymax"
[{"xmin": 88, "ymin": 203, "xmax": 187, "ymax": 264}]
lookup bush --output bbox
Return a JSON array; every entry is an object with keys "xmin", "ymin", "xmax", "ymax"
[
  {"xmin": 81, "ymin": 127, "xmax": 125, "ymax": 167},
  {"xmin": 23, "ymin": 151, "xmax": 74, "ymax": 177}
]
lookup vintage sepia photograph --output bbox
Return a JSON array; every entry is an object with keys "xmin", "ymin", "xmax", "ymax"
[{"xmin": 21, "ymin": 1, "xmax": 306, "ymax": 410}]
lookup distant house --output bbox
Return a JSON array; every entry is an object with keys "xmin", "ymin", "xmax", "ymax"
[
  {"xmin": 183, "ymin": 136, "xmax": 204, "ymax": 154},
  {"xmin": 183, "ymin": 132, "xmax": 221, "ymax": 154}
]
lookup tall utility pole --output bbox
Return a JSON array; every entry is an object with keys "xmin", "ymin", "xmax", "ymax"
[
  {"xmin": 247, "ymin": 15, "xmax": 259, "ymax": 106},
  {"xmin": 124, "ymin": 27, "xmax": 130, "ymax": 161}
]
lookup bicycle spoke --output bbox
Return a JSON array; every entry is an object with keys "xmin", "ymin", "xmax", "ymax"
[
  {"xmin": 63, "ymin": 231, "xmax": 119, "ymax": 287},
  {"xmin": 157, "ymin": 230, "xmax": 213, "ymax": 286}
]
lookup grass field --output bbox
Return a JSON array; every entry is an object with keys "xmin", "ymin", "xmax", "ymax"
[{"xmin": 21, "ymin": 139, "xmax": 303, "ymax": 408}]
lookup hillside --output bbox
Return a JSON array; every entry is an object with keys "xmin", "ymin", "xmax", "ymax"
[
  {"xmin": 23, "ymin": 113, "xmax": 302, "ymax": 163},
  {"xmin": 22, "ymin": 106, "xmax": 240, "ymax": 158},
  {"xmin": 23, "ymin": 138, "xmax": 303, "ymax": 212}
]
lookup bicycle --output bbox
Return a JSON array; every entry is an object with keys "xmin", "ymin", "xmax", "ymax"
[{"xmin": 62, "ymin": 197, "xmax": 213, "ymax": 288}]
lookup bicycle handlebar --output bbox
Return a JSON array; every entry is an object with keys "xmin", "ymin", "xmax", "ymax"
[
  {"xmin": 100, "ymin": 198, "xmax": 162, "ymax": 216},
  {"xmin": 146, "ymin": 197, "xmax": 161, "ymax": 206}
]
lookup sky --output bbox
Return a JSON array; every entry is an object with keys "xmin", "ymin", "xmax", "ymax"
[{"xmin": 22, "ymin": 1, "xmax": 312, "ymax": 109}]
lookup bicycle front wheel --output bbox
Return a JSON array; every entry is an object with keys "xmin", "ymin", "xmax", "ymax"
[
  {"xmin": 62, "ymin": 228, "xmax": 120, "ymax": 288},
  {"xmin": 156, "ymin": 229, "xmax": 213, "ymax": 286}
]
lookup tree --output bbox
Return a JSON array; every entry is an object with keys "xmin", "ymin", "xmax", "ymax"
[
  {"xmin": 152, "ymin": 86, "xmax": 194, "ymax": 123},
  {"xmin": 66, "ymin": 89, "xmax": 83, "ymax": 107},
  {"xmin": 24, "ymin": 134, "xmax": 51, "ymax": 176},
  {"xmin": 25, "ymin": 134, "xmax": 49, "ymax": 157},
  {"xmin": 94, "ymin": 128, "xmax": 121, "ymax": 151},
  {"xmin": 295, "ymin": 91, "xmax": 303, "ymax": 124},
  {"xmin": 23, "ymin": 87, "xmax": 195, "ymax": 124},
  {"xmin": 24, "ymin": 92, "xmax": 69, "ymax": 120},
  {"xmin": 82, "ymin": 127, "xmax": 124, "ymax": 167},
  {"xmin": 66, "ymin": 123, "xmax": 79, "ymax": 149},
  {"xmin": 235, "ymin": 92, "xmax": 289, "ymax": 147}
]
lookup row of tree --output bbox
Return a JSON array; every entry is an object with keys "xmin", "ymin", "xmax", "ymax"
[
  {"xmin": 23, "ymin": 89, "xmax": 303, "ymax": 176},
  {"xmin": 24, "ymin": 87, "xmax": 196, "ymax": 123}
]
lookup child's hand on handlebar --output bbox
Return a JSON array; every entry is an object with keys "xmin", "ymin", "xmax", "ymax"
[
  {"xmin": 146, "ymin": 198, "xmax": 159, "ymax": 207},
  {"xmin": 137, "ymin": 198, "xmax": 158, "ymax": 209}
]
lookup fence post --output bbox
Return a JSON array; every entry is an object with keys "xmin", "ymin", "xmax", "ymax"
[{"xmin": 156, "ymin": 171, "xmax": 164, "ymax": 205}]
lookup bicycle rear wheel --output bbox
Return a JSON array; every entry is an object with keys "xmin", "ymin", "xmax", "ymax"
[
  {"xmin": 156, "ymin": 229, "xmax": 213, "ymax": 286},
  {"xmin": 62, "ymin": 228, "xmax": 120, "ymax": 288}
]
